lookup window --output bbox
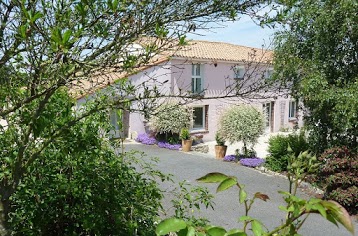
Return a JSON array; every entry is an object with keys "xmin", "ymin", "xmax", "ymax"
[
  {"xmin": 233, "ymin": 65, "xmax": 245, "ymax": 80},
  {"xmin": 265, "ymin": 68, "xmax": 274, "ymax": 79},
  {"xmin": 192, "ymin": 64, "xmax": 203, "ymax": 93},
  {"xmin": 192, "ymin": 106, "xmax": 208, "ymax": 131},
  {"xmin": 289, "ymin": 101, "xmax": 297, "ymax": 119},
  {"xmin": 110, "ymin": 110, "xmax": 120, "ymax": 130}
]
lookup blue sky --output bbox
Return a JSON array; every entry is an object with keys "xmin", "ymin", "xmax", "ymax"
[{"xmin": 188, "ymin": 16, "xmax": 276, "ymax": 49}]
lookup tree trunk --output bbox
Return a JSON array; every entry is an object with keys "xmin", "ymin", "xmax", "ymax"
[
  {"xmin": 0, "ymin": 199, "xmax": 10, "ymax": 236},
  {"xmin": 243, "ymin": 142, "xmax": 248, "ymax": 157},
  {"xmin": 0, "ymin": 185, "xmax": 15, "ymax": 236}
]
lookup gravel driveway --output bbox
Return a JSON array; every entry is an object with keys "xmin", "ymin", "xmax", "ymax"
[{"xmin": 124, "ymin": 142, "xmax": 356, "ymax": 236}]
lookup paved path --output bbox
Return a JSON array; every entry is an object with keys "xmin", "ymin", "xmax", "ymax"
[{"xmin": 125, "ymin": 142, "xmax": 356, "ymax": 236}]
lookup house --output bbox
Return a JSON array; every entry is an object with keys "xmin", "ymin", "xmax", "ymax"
[{"xmin": 75, "ymin": 40, "xmax": 303, "ymax": 141}]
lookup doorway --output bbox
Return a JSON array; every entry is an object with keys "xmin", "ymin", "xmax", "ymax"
[{"xmin": 263, "ymin": 102, "xmax": 274, "ymax": 133}]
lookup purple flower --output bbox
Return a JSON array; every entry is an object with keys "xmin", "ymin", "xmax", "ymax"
[
  {"xmin": 158, "ymin": 142, "xmax": 181, "ymax": 150},
  {"xmin": 136, "ymin": 133, "xmax": 156, "ymax": 145},
  {"xmin": 223, "ymin": 155, "xmax": 237, "ymax": 162},
  {"xmin": 240, "ymin": 158, "xmax": 265, "ymax": 168}
]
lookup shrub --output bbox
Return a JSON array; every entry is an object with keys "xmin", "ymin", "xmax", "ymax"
[
  {"xmin": 317, "ymin": 147, "xmax": 358, "ymax": 215},
  {"xmin": 180, "ymin": 128, "xmax": 191, "ymax": 140},
  {"xmin": 215, "ymin": 133, "xmax": 225, "ymax": 146},
  {"xmin": 218, "ymin": 105, "xmax": 264, "ymax": 155},
  {"xmin": 9, "ymin": 119, "xmax": 162, "ymax": 235},
  {"xmin": 265, "ymin": 131, "xmax": 309, "ymax": 172},
  {"xmin": 149, "ymin": 102, "xmax": 191, "ymax": 134}
]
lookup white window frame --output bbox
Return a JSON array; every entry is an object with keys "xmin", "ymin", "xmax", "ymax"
[
  {"xmin": 191, "ymin": 106, "xmax": 206, "ymax": 131},
  {"xmin": 233, "ymin": 65, "xmax": 245, "ymax": 80},
  {"xmin": 191, "ymin": 64, "xmax": 203, "ymax": 94},
  {"xmin": 288, "ymin": 101, "xmax": 297, "ymax": 119},
  {"xmin": 265, "ymin": 67, "xmax": 274, "ymax": 79}
]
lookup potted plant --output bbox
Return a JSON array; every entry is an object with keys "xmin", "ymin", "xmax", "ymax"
[
  {"xmin": 180, "ymin": 128, "xmax": 192, "ymax": 152},
  {"xmin": 215, "ymin": 133, "xmax": 227, "ymax": 159}
]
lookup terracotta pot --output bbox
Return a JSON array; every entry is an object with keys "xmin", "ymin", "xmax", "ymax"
[
  {"xmin": 182, "ymin": 139, "xmax": 193, "ymax": 152},
  {"xmin": 215, "ymin": 145, "xmax": 227, "ymax": 159}
]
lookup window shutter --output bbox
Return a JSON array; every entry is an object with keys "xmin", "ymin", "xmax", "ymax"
[{"xmin": 196, "ymin": 77, "xmax": 202, "ymax": 93}]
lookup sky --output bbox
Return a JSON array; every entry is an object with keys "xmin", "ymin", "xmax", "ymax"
[{"xmin": 187, "ymin": 15, "xmax": 276, "ymax": 49}]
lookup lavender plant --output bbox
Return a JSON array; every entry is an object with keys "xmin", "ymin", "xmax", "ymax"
[
  {"xmin": 223, "ymin": 155, "xmax": 237, "ymax": 162},
  {"xmin": 158, "ymin": 142, "xmax": 181, "ymax": 150},
  {"xmin": 136, "ymin": 133, "xmax": 157, "ymax": 145},
  {"xmin": 240, "ymin": 158, "xmax": 265, "ymax": 168}
]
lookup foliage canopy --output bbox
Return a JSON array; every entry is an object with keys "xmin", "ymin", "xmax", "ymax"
[
  {"xmin": 272, "ymin": 0, "xmax": 358, "ymax": 153},
  {"xmin": 218, "ymin": 105, "xmax": 264, "ymax": 153},
  {"xmin": 149, "ymin": 102, "xmax": 191, "ymax": 134}
]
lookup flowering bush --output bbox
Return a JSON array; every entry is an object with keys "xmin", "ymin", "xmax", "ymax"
[
  {"xmin": 136, "ymin": 133, "xmax": 157, "ymax": 145},
  {"xmin": 218, "ymin": 105, "xmax": 264, "ymax": 155},
  {"xmin": 240, "ymin": 158, "xmax": 265, "ymax": 168},
  {"xmin": 158, "ymin": 142, "xmax": 181, "ymax": 150},
  {"xmin": 223, "ymin": 155, "xmax": 237, "ymax": 162},
  {"xmin": 149, "ymin": 102, "xmax": 191, "ymax": 134}
]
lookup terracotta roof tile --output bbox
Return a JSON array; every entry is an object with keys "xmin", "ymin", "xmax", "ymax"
[{"xmin": 172, "ymin": 40, "xmax": 272, "ymax": 63}]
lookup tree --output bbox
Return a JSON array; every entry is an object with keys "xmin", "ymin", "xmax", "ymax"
[
  {"xmin": 149, "ymin": 101, "xmax": 191, "ymax": 134},
  {"xmin": 7, "ymin": 95, "xmax": 162, "ymax": 235},
  {"xmin": 0, "ymin": 0, "xmax": 269, "ymax": 233},
  {"xmin": 272, "ymin": 0, "xmax": 358, "ymax": 153},
  {"xmin": 217, "ymin": 105, "xmax": 264, "ymax": 155}
]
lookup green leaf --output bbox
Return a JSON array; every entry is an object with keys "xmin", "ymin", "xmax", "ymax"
[
  {"xmin": 239, "ymin": 188, "xmax": 247, "ymax": 204},
  {"xmin": 239, "ymin": 216, "xmax": 253, "ymax": 222},
  {"xmin": 179, "ymin": 35, "xmax": 187, "ymax": 45},
  {"xmin": 30, "ymin": 12, "xmax": 43, "ymax": 23},
  {"xmin": 251, "ymin": 220, "xmax": 263, "ymax": 236},
  {"xmin": 177, "ymin": 226, "xmax": 195, "ymax": 236},
  {"xmin": 187, "ymin": 226, "xmax": 195, "ymax": 236},
  {"xmin": 278, "ymin": 205, "xmax": 289, "ymax": 212},
  {"xmin": 197, "ymin": 172, "xmax": 228, "ymax": 183},
  {"xmin": 62, "ymin": 30, "xmax": 72, "ymax": 44},
  {"xmin": 313, "ymin": 203, "xmax": 327, "ymax": 219},
  {"xmin": 278, "ymin": 191, "xmax": 291, "ymax": 196},
  {"xmin": 217, "ymin": 177, "xmax": 237, "ymax": 193},
  {"xmin": 155, "ymin": 218, "xmax": 187, "ymax": 235},
  {"xmin": 225, "ymin": 229, "xmax": 247, "ymax": 236},
  {"xmin": 321, "ymin": 200, "xmax": 354, "ymax": 235},
  {"xmin": 19, "ymin": 25, "xmax": 27, "ymax": 38},
  {"xmin": 207, "ymin": 226, "xmax": 227, "ymax": 236}
]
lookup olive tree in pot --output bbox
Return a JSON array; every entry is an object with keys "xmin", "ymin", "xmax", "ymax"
[
  {"xmin": 218, "ymin": 105, "xmax": 265, "ymax": 157},
  {"xmin": 215, "ymin": 133, "xmax": 227, "ymax": 159},
  {"xmin": 180, "ymin": 128, "xmax": 192, "ymax": 152}
]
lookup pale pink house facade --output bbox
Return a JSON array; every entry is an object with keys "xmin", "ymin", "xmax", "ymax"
[{"xmin": 77, "ymin": 40, "xmax": 303, "ymax": 141}]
